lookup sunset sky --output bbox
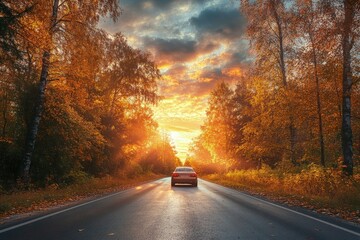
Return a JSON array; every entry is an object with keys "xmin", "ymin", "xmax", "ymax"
[{"xmin": 100, "ymin": 0, "xmax": 251, "ymax": 161}]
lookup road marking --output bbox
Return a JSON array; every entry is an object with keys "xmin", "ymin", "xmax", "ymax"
[
  {"xmin": 203, "ymin": 180, "xmax": 360, "ymax": 237},
  {"xmin": 0, "ymin": 180, "xmax": 162, "ymax": 234}
]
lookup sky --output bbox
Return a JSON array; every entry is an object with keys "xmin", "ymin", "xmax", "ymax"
[{"xmin": 100, "ymin": 0, "xmax": 251, "ymax": 161}]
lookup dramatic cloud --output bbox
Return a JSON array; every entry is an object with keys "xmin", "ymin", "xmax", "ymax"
[
  {"xmin": 143, "ymin": 37, "xmax": 220, "ymax": 65},
  {"xmin": 190, "ymin": 8, "xmax": 247, "ymax": 40},
  {"xmin": 144, "ymin": 38, "xmax": 197, "ymax": 62},
  {"xmin": 165, "ymin": 64, "xmax": 187, "ymax": 74},
  {"xmin": 123, "ymin": 0, "xmax": 207, "ymax": 11},
  {"xmin": 100, "ymin": 0, "xmax": 250, "ymax": 161}
]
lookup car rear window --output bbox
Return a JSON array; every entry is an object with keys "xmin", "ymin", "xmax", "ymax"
[{"xmin": 175, "ymin": 167, "xmax": 194, "ymax": 172}]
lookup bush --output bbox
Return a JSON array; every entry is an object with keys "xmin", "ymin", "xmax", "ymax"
[{"xmin": 61, "ymin": 170, "xmax": 90, "ymax": 185}]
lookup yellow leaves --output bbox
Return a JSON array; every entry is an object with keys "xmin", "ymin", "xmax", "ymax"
[
  {"xmin": 21, "ymin": 15, "xmax": 51, "ymax": 49},
  {"xmin": 212, "ymin": 163, "xmax": 360, "ymax": 201},
  {"xmin": 122, "ymin": 144, "xmax": 139, "ymax": 155}
]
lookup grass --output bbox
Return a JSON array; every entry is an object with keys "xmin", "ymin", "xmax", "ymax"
[
  {"xmin": 0, "ymin": 173, "xmax": 163, "ymax": 219},
  {"xmin": 203, "ymin": 164, "xmax": 360, "ymax": 222}
]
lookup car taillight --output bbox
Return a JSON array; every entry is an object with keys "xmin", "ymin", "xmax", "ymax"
[
  {"xmin": 190, "ymin": 173, "xmax": 197, "ymax": 177},
  {"xmin": 172, "ymin": 173, "xmax": 179, "ymax": 177}
]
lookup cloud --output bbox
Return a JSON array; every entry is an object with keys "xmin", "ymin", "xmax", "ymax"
[
  {"xmin": 143, "ymin": 37, "xmax": 219, "ymax": 64},
  {"xmin": 142, "ymin": 0, "xmax": 174, "ymax": 9},
  {"xmin": 199, "ymin": 67, "xmax": 223, "ymax": 80},
  {"xmin": 172, "ymin": 78, "xmax": 223, "ymax": 98},
  {"xmin": 100, "ymin": 0, "xmax": 249, "ymax": 161},
  {"xmin": 155, "ymin": 41, "xmax": 250, "ymax": 98},
  {"xmin": 190, "ymin": 8, "xmax": 246, "ymax": 40},
  {"xmin": 159, "ymin": 118, "xmax": 203, "ymax": 133},
  {"xmin": 173, "ymin": 81, "xmax": 212, "ymax": 97},
  {"xmin": 144, "ymin": 38, "xmax": 197, "ymax": 61},
  {"xmin": 164, "ymin": 64, "xmax": 187, "ymax": 76},
  {"xmin": 120, "ymin": 0, "xmax": 175, "ymax": 13},
  {"xmin": 230, "ymin": 52, "xmax": 249, "ymax": 64},
  {"xmin": 100, "ymin": 0, "xmax": 195, "ymax": 43},
  {"xmin": 129, "ymin": 0, "xmax": 209, "ymax": 11}
]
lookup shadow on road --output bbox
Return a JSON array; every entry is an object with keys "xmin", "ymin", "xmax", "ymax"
[{"xmin": 170, "ymin": 184, "xmax": 199, "ymax": 192}]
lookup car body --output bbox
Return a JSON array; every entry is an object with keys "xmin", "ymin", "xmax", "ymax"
[{"xmin": 171, "ymin": 167, "xmax": 198, "ymax": 187}]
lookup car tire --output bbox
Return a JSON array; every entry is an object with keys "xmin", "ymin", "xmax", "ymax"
[
  {"xmin": 193, "ymin": 182, "xmax": 198, "ymax": 187},
  {"xmin": 171, "ymin": 181, "xmax": 175, "ymax": 187}
]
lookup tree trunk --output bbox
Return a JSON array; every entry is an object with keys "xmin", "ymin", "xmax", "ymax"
[
  {"xmin": 309, "ymin": 32, "xmax": 325, "ymax": 166},
  {"xmin": 289, "ymin": 120, "xmax": 296, "ymax": 165},
  {"xmin": 270, "ymin": 0, "xmax": 287, "ymax": 87},
  {"xmin": 21, "ymin": 0, "xmax": 59, "ymax": 183},
  {"xmin": 2, "ymin": 92, "xmax": 8, "ymax": 137},
  {"xmin": 270, "ymin": 0, "xmax": 296, "ymax": 165},
  {"xmin": 314, "ymin": 60, "xmax": 325, "ymax": 167},
  {"xmin": 341, "ymin": 0, "xmax": 354, "ymax": 176}
]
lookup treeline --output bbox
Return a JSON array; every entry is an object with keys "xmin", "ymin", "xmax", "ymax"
[
  {"xmin": 187, "ymin": 0, "xmax": 359, "ymax": 175},
  {"xmin": 0, "ymin": 1, "xmax": 179, "ymax": 188}
]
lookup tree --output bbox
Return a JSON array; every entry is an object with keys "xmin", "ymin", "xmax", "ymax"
[
  {"xmin": 0, "ymin": 1, "xmax": 173, "ymax": 186},
  {"xmin": 187, "ymin": 135, "xmax": 221, "ymax": 174},
  {"xmin": 20, "ymin": 0, "xmax": 120, "ymax": 182},
  {"xmin": 231, "ymin": 80, "xmax": 252, "ymax": 167},
  {"xmin": 240, "ymin": 0, "xmax": 297, "ymax": 164},
  {"xmin": 239, "ymin": 74, "xmax": 289, "ymax": 168},
  {"xmin": 0, "ymin": 1, "xmax": 34, "ymax": 62},
  {"xmin": 340, "ymin": 0, "xmax": 359, "ymax": 175},
  {"xmin": 138, "ymin": 131, "xmax": 180, "ymax": 174},
  {"xmin": 318, "ymin": 0, "xmax": 360, "ymax": 174},
  {"xmin": 103, "ymin": 33, "xmax": 160, "ymax": 114},
  {"xmin": 292, "ymin": 0, "xmax": 328, "ymax": 166},
  {"xmin": 202, "ymin": 82, "xmax": 235, "ymax": 165}
]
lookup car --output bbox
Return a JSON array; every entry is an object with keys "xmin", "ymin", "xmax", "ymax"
[{"xmin": 171, "ymin": 166, "xmax": 198, "ymax": 187}]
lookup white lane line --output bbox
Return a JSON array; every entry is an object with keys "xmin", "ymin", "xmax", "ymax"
[
  {"xmin": 202, "ymin": 180, "xmax": 360, "ymax": 237},
  {"xmin": 0, "ymin": 192, "xmax": 125, "ymax": 234},
  {"xmin": 0, "ymin": 180, "xmax": 162, "ymax": 234}
]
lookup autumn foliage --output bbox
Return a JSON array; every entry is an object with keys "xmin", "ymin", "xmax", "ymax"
[
  {"xmin": 0, "ymin": 1, "xmax": 179, "ymax": 189},
  {"xmin": 206, "ymin": 165, "xmax": 360, "ymax": 218},
  {"xmin": 188, "ymin": 0, "xmax": 360, "ymax": 176}
]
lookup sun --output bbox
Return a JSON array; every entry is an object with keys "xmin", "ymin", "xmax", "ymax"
[{"xmin": 169, "ymin": 131, "xmax": 181, "ymax": 145}]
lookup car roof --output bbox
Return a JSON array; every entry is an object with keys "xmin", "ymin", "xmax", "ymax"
[{"xmin": 175, "ymin": 167, "xmax": 195, "ymax": 171}]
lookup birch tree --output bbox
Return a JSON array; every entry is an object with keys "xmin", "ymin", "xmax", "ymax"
[
  {"xmin": 339, "ymin": 0, "xmax": 359, "ymax": 175},
  {"xmin": 21, "ymin": 0, "xmax": 120, "ymax": 182}
]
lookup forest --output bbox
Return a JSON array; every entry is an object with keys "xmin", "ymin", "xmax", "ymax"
[
  {"xmin": 187, "ymin": 0, "xmax": 359, "ymax": 176},
  {"xmin": 0, "ymin": 0, "xmax": 180, "ymax": 189},
  {"xmin": 0, "ymin": 0, "xmax": 359, "ymax": 195}
]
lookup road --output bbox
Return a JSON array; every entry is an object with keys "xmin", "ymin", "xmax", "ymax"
[{"xmin": 1, "ymin": 178, "xmax": 360, "ymax": 240}]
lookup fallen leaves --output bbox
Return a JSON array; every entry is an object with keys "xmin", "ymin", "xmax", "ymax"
[
  {"xmin": 205, "ymin": 175, "xmax": 360, "ymax": 225},
  {"xmin": 0, "ymin": 174, "xmax": 162, "ymax": 222}
]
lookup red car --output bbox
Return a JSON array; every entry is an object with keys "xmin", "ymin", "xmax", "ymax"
[{"xmin": 171, "ymin": 167, "xmax": 198, "ymax": 187}]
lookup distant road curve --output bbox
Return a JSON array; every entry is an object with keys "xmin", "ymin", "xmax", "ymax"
[{"xmin": 1, "ymin": 178, "xmax": 360, "ymax": 240}]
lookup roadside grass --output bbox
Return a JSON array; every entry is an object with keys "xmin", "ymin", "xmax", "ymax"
[
  {"xmin": 0, "ymin": 173, "xmax": 163, "ymax": 219},
  {"xmin": 204, "ymin": 164, "xmax": 360, "ymax": 223}
]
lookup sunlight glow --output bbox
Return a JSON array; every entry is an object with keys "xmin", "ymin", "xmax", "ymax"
[{"xmin": 169, "ymin": 131, "xmax": 181, "ymax": 143}]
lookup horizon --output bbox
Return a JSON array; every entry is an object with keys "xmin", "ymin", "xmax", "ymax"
[{"xmin": 100, "ymin": 0, "xmax": 250, "ymax": 161}]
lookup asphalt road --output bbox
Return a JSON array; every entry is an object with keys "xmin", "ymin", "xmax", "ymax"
[{"xmin": 1, "ymin": 178, "xmax": 360, "ymax": 240}]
